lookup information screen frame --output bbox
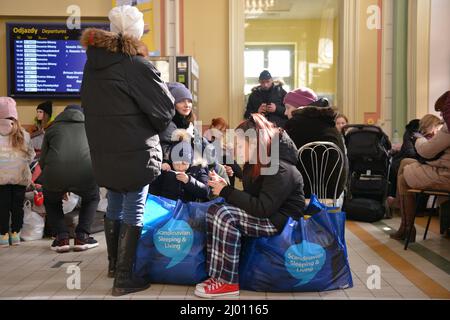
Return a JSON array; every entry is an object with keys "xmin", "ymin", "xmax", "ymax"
[{"xmin": 6, "ymin": 22, "xmax": 109, "ymax": 99}]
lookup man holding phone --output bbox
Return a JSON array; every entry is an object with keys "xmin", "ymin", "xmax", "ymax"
[{"xmin": 244, "ymin": 70, "xmax": 288, "ymax": 128}]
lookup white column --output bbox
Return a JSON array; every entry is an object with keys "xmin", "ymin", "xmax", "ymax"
[
  {"xmin": 407, "ymin": 0, "xmax": 431, "ymax": 120},
  {"xmin": 339, "ymin": 0, "xmax": 359, "ymax": 123},
  {"xmin": 165, "ymin": 0, "xmax": 181, "ymax": 56},
  {"xmin": 228, "ymin": 0, "xmax": 245, "ymax": 128},
  {"xmin": 428, "ymin": 0, "xmax": 450, "ymax": 113},
  {"xmin": 380, "ymin": 0, "xmax": 394, "ymax": 136}
]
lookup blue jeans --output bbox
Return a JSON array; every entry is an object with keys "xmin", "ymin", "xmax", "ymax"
[{"xmin": 106, "ymin": 186, "xmax": 149, "ymax": 226}]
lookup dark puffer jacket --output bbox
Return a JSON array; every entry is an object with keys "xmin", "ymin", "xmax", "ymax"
[
  {"xmin": 219, "ymin": 131, "xmax": 305, "ymax": 232},
  {"xmin": 149, "ymin": 165, "xmax": 209, "ymax": 202},
  {"xmin": 39, "ymin": 109, "xmax": 97, "ymax": 193},
  {"xmin": 80, "ymin": 28, "xmax": 175, "ymax": 192},
  {"xmin": 284, "ymin": 106, "xmax": 348, "ymax": 199},
  {"xmin": 245, "ymin": 81, "xmax": 288, "ymax": 128}
]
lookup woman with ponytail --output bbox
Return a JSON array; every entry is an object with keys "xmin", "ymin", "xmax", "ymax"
[{"xmin": 0, "ymin": 97, "xmax": 35, "ymax": 247}]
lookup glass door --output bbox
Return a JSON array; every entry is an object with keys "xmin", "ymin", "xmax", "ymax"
[{"xmin": 244, "ymin": 0, "xmax": 340, "ymax": 105}]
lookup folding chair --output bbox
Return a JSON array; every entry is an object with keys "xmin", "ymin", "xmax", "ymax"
[{"xmin": 405, "ymin": 189, "xmax": 450, "ymax": 250}]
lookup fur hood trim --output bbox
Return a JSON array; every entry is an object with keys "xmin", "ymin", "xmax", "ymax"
[
  {"xmin": 251, "ymin": 80, "xmax": 285, "ymax": 92},
  {"xmin": 171, "ymin": 129, "xmax": 193, "ymax": 142},
  {"xmin": 80, "ymin": 28, "xmax": 146, "ymax": 56},
  {"xmin": 292, "ymin": 106, "xmax": 337, "ymax": 120}
]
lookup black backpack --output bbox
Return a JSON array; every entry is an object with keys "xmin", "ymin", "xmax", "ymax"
[{"xmin": 343, "ymin": 198, "xmax": 385, "ymax": 223}]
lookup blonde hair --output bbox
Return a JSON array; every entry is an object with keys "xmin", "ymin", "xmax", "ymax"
[
  {"xmin": 9, "ymin": 119, "xmax": 27, "ymax": 154},
  {"xmin": 419, "ymin": 114, "xmax": 443, "ymax": 135}
]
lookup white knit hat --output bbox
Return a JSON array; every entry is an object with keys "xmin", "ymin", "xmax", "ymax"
[{"xmin": 108, "ymin": 5, "xmax": 144, "ymax": 40}]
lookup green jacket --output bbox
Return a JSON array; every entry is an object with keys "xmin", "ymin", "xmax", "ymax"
[{"xmin": 39, "ymin": 109, "xmax": 97, "ymax": 192}]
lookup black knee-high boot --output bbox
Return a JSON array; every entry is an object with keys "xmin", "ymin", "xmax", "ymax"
[
  {"xmin": 112, "ymin": 224, "xmax": 151, "ymax": 296},
  {"xmin": 104, "ymin": 217, "xmax": 121, "ymax": 278}
]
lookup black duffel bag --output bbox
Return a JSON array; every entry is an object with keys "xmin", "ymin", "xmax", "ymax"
[{"xmin": 344, "ymin": 198, "xmax": 385, "ymax": 223}]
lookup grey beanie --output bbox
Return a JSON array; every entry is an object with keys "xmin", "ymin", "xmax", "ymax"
[{"xmin": 167, "ymin": 82, "xmax": 193, "ymax": 104}]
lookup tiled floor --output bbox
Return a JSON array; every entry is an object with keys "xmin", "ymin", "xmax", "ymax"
[{"xmin": 0, "ymin": 214, "xmax": 449, "ymax": 300}]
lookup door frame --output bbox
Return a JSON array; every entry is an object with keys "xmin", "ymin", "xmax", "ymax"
[{"xmin": 228, "ymin": 0, "xmax": 359, "ymax": 127}]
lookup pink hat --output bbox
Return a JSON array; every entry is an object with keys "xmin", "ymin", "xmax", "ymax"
[
  {"xmin": 284, "ymin": 87, "xmax": 318, "ymax": 108},
  {"xmin": 0, "ymin": 97, "xmax": 18, "ymax": 120}
]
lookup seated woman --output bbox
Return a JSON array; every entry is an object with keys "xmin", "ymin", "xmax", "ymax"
[
  {"xmin": 390, "ymin": 92, "xmax": 450, "ymax": 242},
  {"xmin": 283, "ymin": 87, "xmax": 347, "ymax": 201},
  {"xmin": 150, "ymin": 130, "xmax": 209, "ymax": 202},
  {"xmin": 387, "ymin": 117, "xmax": 442, "ymax": 210},
  {"xmin": 204, "ymin": 117, "xmax": 243, "ymax": 187},
  {"xmin": 195, "ymin": 113, "xmax": 305, "ymax": 298},
  {"xmin": 160, "ymin": 83, "xmax": 230, "ymax": 185}
]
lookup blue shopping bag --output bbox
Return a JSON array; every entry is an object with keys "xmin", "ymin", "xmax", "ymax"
[
  {"xmin": 239, "ymin": 195, "xmax": 353, "ymax": 292},
  {"xmin": 134, "ymin": 194, "xmax": 224, "ymax": 285}
]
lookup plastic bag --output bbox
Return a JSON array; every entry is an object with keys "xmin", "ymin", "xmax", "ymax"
[
  {"xmin": 239, "ymin": 195, "xmax": 353, "ymax": 292},
  {"xmin": 134, "ymin": 194, "xmax": 224, "ymax": 285},
  {"xmin": 63, "ymin": 193, "xmax": 80, "ymax": 214},
  {"xmin": 97, "ymin": 188, "xmax": 108, "ymax": 213},
  {"xmin": 21, "ymin": 200, "xmax": 45, "ymax": 241}
]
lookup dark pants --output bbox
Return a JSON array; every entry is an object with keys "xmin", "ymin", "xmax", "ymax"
[
  {"xmin": 0, "ymin": 185, "xmax": 26, "ymax": 234},
  {"xmin": 43, "ymin": 187, "xmax": 100, "ymax": 239}
]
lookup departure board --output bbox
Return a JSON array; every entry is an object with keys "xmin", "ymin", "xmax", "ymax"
[{"xmin": 6, "ymin": 23, "xmax": 108, "ymax": 98}]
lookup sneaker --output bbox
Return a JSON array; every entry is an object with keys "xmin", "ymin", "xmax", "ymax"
[
  {"xmin": 51, "ymin": 238, "xmax": 70, "ymax": 253},
  {"xmin": 0, "ymin": 234, "xmax": 9, "ymax": 248},
  {"xmin": 9, "ymin": 232, "xmax": 20, "ymax": 246},
  {"xmin": 195, "ymin": 278, "xmax": 217, "ymax": 291},
  {"xmin": 194, "ymin": 278, "xmax": 239, "ymax": 298},
  {"xmin": 74, "ymin": 234, "xmax": 99, "ymax": 252}
]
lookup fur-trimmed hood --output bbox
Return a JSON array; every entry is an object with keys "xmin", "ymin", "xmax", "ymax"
[
  {"xmin": 291, "ymin": 106, "xmax": 337, "ymax": 122},
  {"xmin": 81, "ymin": 28, "xmax": 146, "ymax": 56},
  {"xmin": 80, "ymin": 28, "xmax": 147, "ymax": 70},
  {"xmin": 251, "ymin": 80, "xmax": 285, "ymax": 93},
  {"xmin": 168, "ymin": 127, "xmax": 208, "ymax": 168}
]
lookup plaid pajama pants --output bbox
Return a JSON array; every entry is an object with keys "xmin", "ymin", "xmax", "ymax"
[{"xmin": 206, "ymin": 203, "xmax": 278, "ymax": 284}]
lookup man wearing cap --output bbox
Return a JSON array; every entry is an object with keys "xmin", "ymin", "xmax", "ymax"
[
  {"xmin": 244, "ymin": 70, "xmax": 288, "ymax": 128},
  {"xmin": 80, "ymin": 5, "xmax": 175, "ymax": 296}
]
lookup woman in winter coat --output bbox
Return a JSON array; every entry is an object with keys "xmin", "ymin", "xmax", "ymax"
[
  {"xmin": 195, "ymin": 113, "xmax": 305, "ymax": 298},
  {"xmin": 159, "ymin": 83, "xmax": 230, "ymax": 184},
  {"xmin": 283, "ymin": 87, "xmax": 347, "ymax": 201},
  {"xmin": 80, "ymin": 5, "xmax": 175, "ymax": 296},
  {"xmin": 29, "ymin": 101, "xmax": 55, "ymax": 152},
  {"xmin": 390, "ymin": 91, "xmax": 450, "ymax": 242},
  {"xmin": 387, "ymin": 117, "xmax": 442, "ymax": 210}
]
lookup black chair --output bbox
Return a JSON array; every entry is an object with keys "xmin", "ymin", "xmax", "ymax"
[{"xmin": 404, "ymin": 189, "xmax": 450, "ymax": 250}]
